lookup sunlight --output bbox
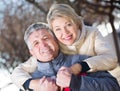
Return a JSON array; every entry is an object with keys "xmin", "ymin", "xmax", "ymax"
[
  {"xmin": 106, "ymin": 23, "xmax": 113, "ymax": 33},
  {"xmin": 97, "ymin": 23, "xmax": 110, "ymax": 37},
  {"xmin": 1, "ymin": 84, "xmax": 19, "ymax": 91}
]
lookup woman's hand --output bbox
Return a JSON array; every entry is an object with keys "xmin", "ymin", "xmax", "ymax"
[{"xmin": 56, "ymin": 66, "xmax": 72, "ymax": 87}]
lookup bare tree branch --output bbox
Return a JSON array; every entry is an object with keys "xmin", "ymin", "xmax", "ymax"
[{"xmin": 25, "ymin": 0, "xmax": 47, "ymax": 14}]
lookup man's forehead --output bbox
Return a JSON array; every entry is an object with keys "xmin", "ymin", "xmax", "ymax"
[
  {"xmin": 35, "ymin": 29, "xmax": 49, "ymax": 35},
  {"xmin": 29, "ymin": 29, "xmax": 51, "ymax": 38}
]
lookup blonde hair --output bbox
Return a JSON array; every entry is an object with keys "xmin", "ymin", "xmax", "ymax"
[{"xmin": 47, "ymin": 4, "xmax": 83, "ymax": 30}]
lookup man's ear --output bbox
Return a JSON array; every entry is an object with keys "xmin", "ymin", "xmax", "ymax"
[{"xmin": 29, "ymin": 50, "xmax": 33, "ymax": 55}]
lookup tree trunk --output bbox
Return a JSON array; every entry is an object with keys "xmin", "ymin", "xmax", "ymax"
[{"xmin": 109, "ymin": 0, "xmax": 120, "ymax": 64}]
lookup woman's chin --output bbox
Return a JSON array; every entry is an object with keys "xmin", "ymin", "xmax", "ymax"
[{"xmin": 63, "ymin": 41, "xmax": 73, "ymax": 46}]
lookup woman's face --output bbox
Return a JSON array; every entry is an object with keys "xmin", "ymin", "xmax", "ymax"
[{"xmin": 51, "ymin": 17, "xmax": 79, "ymax": 45}]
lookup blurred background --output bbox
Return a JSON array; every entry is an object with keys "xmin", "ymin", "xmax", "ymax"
[{"xmin": 0, "ymin": 0, "xmax": 120, "ymax": 91}]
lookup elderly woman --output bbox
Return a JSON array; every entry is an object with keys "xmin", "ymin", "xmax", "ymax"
[{"xmin": 47, "ymin": 3, "xmax": 120, "ymax": 86}]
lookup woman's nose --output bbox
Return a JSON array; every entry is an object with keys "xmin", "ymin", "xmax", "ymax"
[{"xmin": 63, "ymin": 27, "xmax": 69, "ymax": 34}]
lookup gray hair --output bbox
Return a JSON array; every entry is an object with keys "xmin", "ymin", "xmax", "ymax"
[
  {"xmin": 24, "ymin": 22, "xmax": 54, "ymax": 49},
  {"xmin": 47, "ymin": 4, "xmax": 83, "ymax": 30}
]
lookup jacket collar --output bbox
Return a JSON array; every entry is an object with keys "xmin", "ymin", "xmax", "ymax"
[{"xmin": 37, "ymin": 52, "xmax": 64, "ymax": 64}]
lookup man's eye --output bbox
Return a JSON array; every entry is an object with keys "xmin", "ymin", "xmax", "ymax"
[
  {"xmin": 34, "ymin": 42, "xmax": 39, "ymax": 46},
  {"xmin": 43, "ymin": 36, "xmax": 48, "ymax": 40}
]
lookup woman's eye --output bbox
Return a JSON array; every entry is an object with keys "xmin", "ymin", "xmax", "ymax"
[
  {"xmin": 55, "ymin": 28, "xmax": 61, "ymax": 31},
  {"xmin": 67, "ymin": 23, "xmax": 72, "ymax": 26}
]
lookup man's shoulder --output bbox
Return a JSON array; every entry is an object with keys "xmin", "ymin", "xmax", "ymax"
[
  {"xmin": 21, "ymin": 56, "xmax": 38, "ymax": 72},
  {"xmin": 25, "ymin": 56, "xmax": 37, "ymax": 63}
]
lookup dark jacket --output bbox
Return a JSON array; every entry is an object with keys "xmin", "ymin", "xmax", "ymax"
[
  {"xmin": 70, "ymin": 71, "xmax": 120, "ymax": 91},
  {"xmin": 31, "ymin": 52, "xmax": 120, "ymax": 91},
  {"xmin": 31, "ymin": 52, "xmax": 88, "ymax": 79}
]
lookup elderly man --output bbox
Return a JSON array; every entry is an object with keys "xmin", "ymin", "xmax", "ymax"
[{"xmin": 11, "ymin": 22, "xmax": 120, "ymax": 91}]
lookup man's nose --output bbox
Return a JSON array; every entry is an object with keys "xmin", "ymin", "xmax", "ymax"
[{"xmin": 39, "ymin": 40, "xmax": 47, "ymax": 48}]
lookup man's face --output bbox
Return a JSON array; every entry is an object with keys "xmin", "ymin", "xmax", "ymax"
[{"xmin": 29, "ymin": 29, "xmax": 59, "ymax": 62}]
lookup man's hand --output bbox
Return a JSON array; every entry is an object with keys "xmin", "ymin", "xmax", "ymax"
[
  {"xmin": 56, "ymin": 67, "xmax": 72, "ymax": 88},
  {"xmin": 29, "ymin": 76, "xmax": 58, "ymax": 91}
]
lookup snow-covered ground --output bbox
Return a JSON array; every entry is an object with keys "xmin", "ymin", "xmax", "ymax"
[{"xmin": 0, "ymin": 69, "xmax": 19, "ymax": 91}]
